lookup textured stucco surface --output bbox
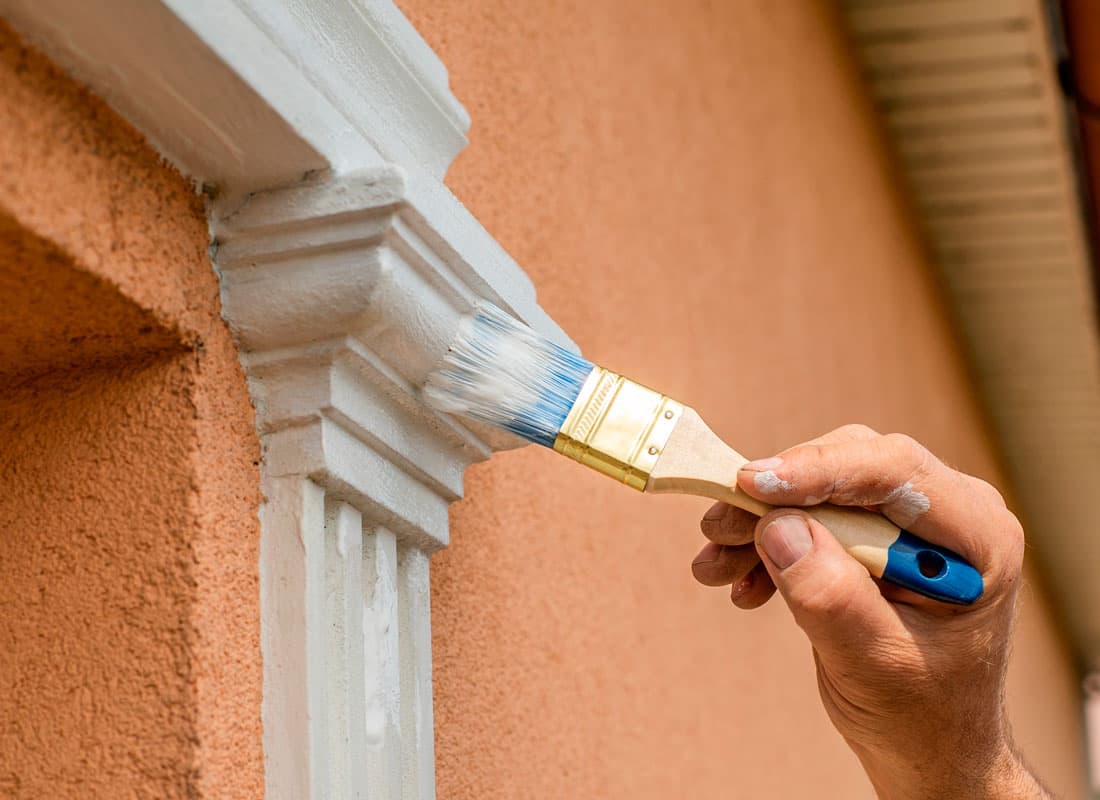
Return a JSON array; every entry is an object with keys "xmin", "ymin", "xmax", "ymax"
[
  {"xmin": 399, "ymin": 2, "xmax": 1090, "ymax": 797},
  {"xmin": 0, "ymin": 20, "xmax": 263, "ymax": 798}
]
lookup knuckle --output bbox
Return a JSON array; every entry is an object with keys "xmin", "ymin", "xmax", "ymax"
[
  {"xmin": 835, "ymin": 423, "xmax": 878, "ymax": 440},
  {"xmin": 882, "ymin": 432, "xmax": 923, "ymax": 461},
  {"xmin": 968, "ymin": 475, "xmax": 1009, "ymax": 510},
  {"xmin": 883, "ymin": 432, "xmax": 936, "ymax": 480},
  {"xmin": 794, "ymin": 590, "xmax": 848, "ymax": 620},
  {"xmin": 791, "ymin": 442, "xmax": 827, "ymax": 463},
  {"xmin": 1001, "ymin": 511, "xmax": 1026, "ymax": 571},
  {"xmin": 787, "ymin": 565, "xmax": 860, "ymax": 620}
]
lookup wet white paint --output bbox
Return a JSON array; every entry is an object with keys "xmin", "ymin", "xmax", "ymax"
[
  {"xmin": 363, "ymin": 541, "xmax": 400, "ymax": 749},
  {"xmin": 754, "ymin": 470, "xmax": 795, "ymax": 494},
  {"xmin": 362, "ymin": 596, "xmax": 387, "ymax": 747},
  {"xmin": 883, "ymin": 481, "xmax": 931, "ymax": 527},
  {"xmin": 336, "ymin": 523, "xmax": 349, "ymax": 559}
]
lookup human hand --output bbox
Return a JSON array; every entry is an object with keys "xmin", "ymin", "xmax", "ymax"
[{"xmin": 691, "ymin": 425, "xmax": 1050, "ymax": 799}]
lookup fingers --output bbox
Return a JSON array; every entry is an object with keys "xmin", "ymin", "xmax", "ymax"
[
  {"xmin": 698, "ymin": 427, "xmax": 878, "ymax": 548},
  {"xmin": 730, "ymin": 562, "xmax": 776, "ymax": 609},
  {"xmin": 691, "ymin": 541, "xmax": 759, "ymax": 586},
  {"xmin": 691, "ymin": 541, "xmax": 776, "ymax": 607},
  {"xmin": 700, "ymin": 502, "xmax": 757, "ymax": 545},
  {"xmin": 802, "ymin": 423, "xmax": 881, "ymax": 447},
  {"xmin": 755, "ymin": 510, "xmax": 906, "ymax": 655},
  {"xmin": 737, "ymin": 431, "xmax": 1023, "ymax": 587}
]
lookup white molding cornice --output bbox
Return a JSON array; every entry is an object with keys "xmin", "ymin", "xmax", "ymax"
[
  {"xmin": 205, "ymin": 0, "xmax": 471, "ymax": 179},
  {"xmin": 214, "ymin": 167, "xmax": 549, "ymax": 550},
  {"xmin": 0, "ymin": 2, "xmax": 573, "ymax": 797},
  {"xmin": 0, "ymin": 0, "xmax": 468, "ymax": 191}
]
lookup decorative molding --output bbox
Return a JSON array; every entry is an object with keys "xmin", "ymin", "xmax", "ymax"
[
  {"xmin": 0, "ymin": 2, "xmax": 574, "ymax": 797},
  {"xmin": 0, "ymin": 0, "xmax": 469, "ymax": 192},
  {"xmin": 214, "ymin": 167, "xmax": 543, "ymax": 549},
  {"xmin": 209, "ymin": 0, "xmax": 472, "ymax": 180},
  {"xmin": 215, "ymin": 166, "xmax": 571, "ymax": 798}
]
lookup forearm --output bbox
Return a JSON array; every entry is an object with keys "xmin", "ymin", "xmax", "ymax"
[{"xmin": 863, "ymin": 742, "xmax": 1053, "ymax": 800}]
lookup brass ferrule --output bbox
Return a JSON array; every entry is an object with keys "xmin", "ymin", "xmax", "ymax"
[{"xmin": 553, "ymin": 367, "xmax": 683, "ymax": 491}]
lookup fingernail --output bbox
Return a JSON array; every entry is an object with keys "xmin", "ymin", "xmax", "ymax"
[
  {"xmin": 703, "ymin": 504, "xmax": 727, "ymax": 521},
  {"xmin": 741, "ymin": 456, "xmax": 783, "ymax": 472},
  {"xmin": 761, "ymin": 516, "xmax": 812, "ymax": 569},
  {"xmin": 692, "ymin": 547, "xmax": 722, "ymax": 568},
  {"xmin": 730, "ymin": 572, "xmax": 754, "ymax": 601}
]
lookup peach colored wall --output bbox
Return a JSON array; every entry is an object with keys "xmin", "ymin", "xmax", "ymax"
[
  {"xmin": 399, "ymin": 2, "xmax": 1090, "ymax": 797},
  {"xmin": 0, "ymin": 22, "xmax": 262, "ymax": 798}
]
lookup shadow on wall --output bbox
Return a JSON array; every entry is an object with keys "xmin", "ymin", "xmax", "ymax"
[{"xmin": 0, "ymin": 213, "xmax": 200, "ymax": 796}]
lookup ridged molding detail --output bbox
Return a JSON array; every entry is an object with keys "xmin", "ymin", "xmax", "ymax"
[
  {"xmin": 215, "ymin": 166, "xmax": 562, "ymax": 549},
  {"xmin": 214, "ymin": 167, "xmax": 575, "ymax": 799}
]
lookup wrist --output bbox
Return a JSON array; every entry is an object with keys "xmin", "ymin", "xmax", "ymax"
[{"xmin": 862, "ymin": 739, "xmax": 1050, "ymax": 800}]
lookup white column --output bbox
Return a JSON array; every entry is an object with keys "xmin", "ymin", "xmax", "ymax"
[
  {"xmin": 363, "ymin": 527, "xmax": 404, "ymax": 798},
  {"xmin": 325, "ymin": 501, "xmax": 368, "ymax": 799},
  {"xmin": 259, "ymin": 475, "xmax": 327, "ymax": 800},
  {"xmin": 398, "ymin": 546, "xmax": 436, "ymax": 800}
]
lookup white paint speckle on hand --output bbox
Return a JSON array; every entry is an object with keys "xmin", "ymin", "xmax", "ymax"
[
  {"xmin": 883, "ymin": 481, "xmax": 931, "ymax": 528},
  {"xmin": 754, "ymin": 470, "xmax": 795, "ymax": 495}
]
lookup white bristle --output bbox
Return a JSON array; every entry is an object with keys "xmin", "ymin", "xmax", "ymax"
[{"xmin": 423, "ymin": 303, "xmax": 594, "ymax": 447}]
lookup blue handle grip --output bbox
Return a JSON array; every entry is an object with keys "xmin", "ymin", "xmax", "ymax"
[{"xmin": 881, "ymin": 530, "xmax": 983, "ymax": 605}]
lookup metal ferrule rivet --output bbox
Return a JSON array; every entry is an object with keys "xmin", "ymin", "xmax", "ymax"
[{"xmin": 552, "ymin": 367, "xmax": 684, "ymax": 491}]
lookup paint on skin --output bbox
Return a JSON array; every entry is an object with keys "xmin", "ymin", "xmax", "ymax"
[
  {"xmin": 883, "ymin": 481, "xmax": 931, "ymax": 528},
  {"xmin": 753, "ymin": 470, "xmax": 795, "ymax": 495}
]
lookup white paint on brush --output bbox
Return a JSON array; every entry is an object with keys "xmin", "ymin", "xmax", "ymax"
[
  {"xmin": 754, "ymin": 470, "xmax": 795, "ymax": 495},
  {"xmin": 423, "ymin": 301, "xmax": 593, "ymax": 445},
  {"xmin": 883, "ymin": 481, "xmax": 931, "ymax": 527}
]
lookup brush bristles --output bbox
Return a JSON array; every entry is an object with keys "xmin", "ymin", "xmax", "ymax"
[{"xmin": 423, "ymin": 303, "xmax": 594, "ymax": 447}]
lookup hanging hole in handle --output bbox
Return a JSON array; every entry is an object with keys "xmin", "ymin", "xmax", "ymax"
[{"xmin": 916, "ymin": 549, "xmax": 948, "ymax": 579}]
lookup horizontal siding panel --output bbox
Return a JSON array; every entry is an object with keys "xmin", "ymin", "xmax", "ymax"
[
  {"xmin": 908, "ymin": 164, "xmax": 1060, "ymax": 194},
  {"xmin": 870, "ymin": 63, "xmax": 1041, "ymax": 100},
  {"xmin": 857, "ymin": 28, "xmax": 1034, "ymax": 69},
  {"xmin": 846, "ymin": 0, "xmax": 1031, "ymax": 38},
  {"xmin": 884, "ymin": 97, "xmax": 1049, "ymax": 129}
]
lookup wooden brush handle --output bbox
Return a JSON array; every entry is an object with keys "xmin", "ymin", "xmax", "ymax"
[{"xmin": 647, "ymin": 409, "xmax": 982, "ymax": 604}]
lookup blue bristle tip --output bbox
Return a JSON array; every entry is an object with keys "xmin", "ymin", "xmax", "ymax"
[{"xmin": 422, "ymin": 303, "xmax": 594, "ymax": 447}]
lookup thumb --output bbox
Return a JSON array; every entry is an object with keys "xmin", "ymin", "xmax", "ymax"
[{"xmin": 755, "ymin": 511, "xmax": 899, "ymax": 657}]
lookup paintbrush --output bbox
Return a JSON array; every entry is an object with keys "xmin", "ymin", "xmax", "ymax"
[{"xmin": 423, "ymin": 302, "xmax": 982, "ymax": 604}]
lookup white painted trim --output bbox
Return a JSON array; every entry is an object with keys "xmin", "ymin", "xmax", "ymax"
[{"xmin": 0, "ymin": 3, "xmax": 572, "ymax": 797}]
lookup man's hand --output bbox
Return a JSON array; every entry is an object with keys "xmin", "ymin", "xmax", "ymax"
[{"xmin": 691, "ymin": 425, "xmax": 1051, "ymax": 800}]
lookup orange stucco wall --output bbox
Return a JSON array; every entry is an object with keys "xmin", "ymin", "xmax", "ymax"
[
  {"xmin": 399, "ymin": 2, "xmax": 1090, "ymax": 797},
  {"xmin": 0, "ymin": 21, "xmax": 263, "ymax": 798}
]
